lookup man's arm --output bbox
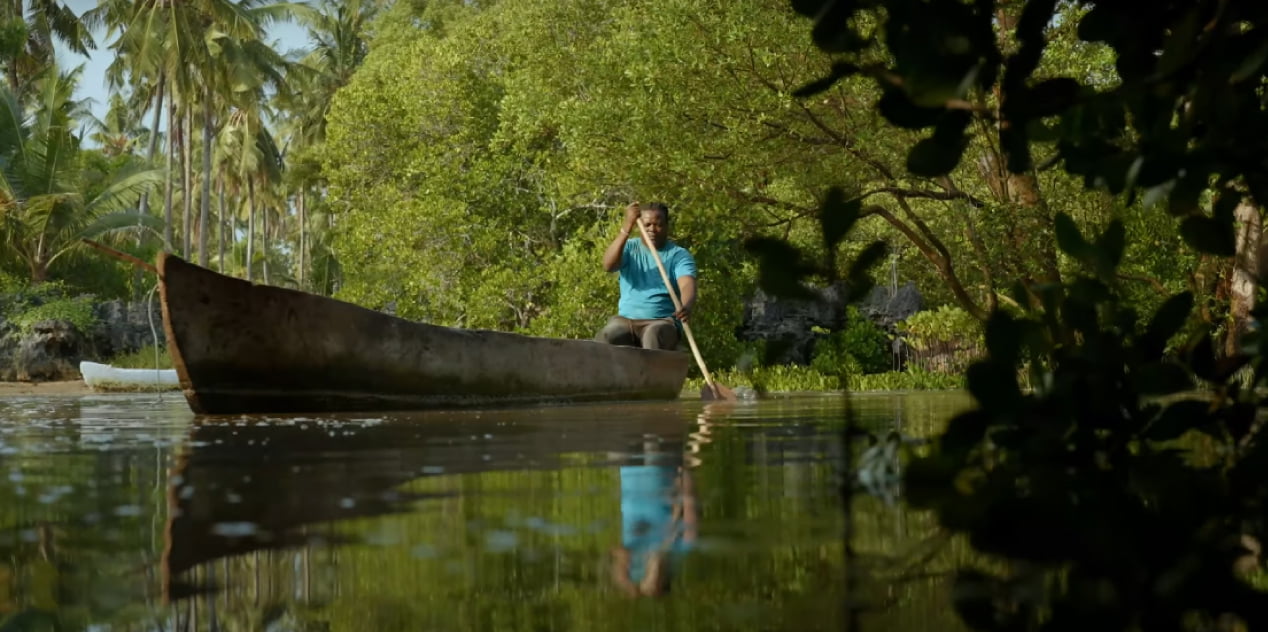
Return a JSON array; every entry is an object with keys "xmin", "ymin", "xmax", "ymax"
[
  {"xmin": 673, "ymin": 275, "xmax": 696, "ymax": 322},
  {"xmin": 602, "ymin": 203, "xmax": 641, "ymax": 272}
]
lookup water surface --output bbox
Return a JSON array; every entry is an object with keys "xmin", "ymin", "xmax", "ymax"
[{"xmin": 0, "ymin": 390, "xmax": 974, "ymax": 631}]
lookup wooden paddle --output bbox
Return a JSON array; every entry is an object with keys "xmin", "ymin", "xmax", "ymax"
[{"xmin": 635, "ymin": 217, "xmax": 736, "ymax": 401}]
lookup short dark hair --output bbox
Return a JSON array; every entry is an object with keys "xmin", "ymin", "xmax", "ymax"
[{"xmin": 641, "ymin": 201, "xmax": 670, "ymax": 223}]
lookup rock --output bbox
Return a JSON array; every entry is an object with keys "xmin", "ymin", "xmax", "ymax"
[
  {"xmin": 737, "ymin": 282, "xmax": 850, "ymax": 365},
  {"xmin": 737, "ymin": 281, "xmax": 925, "ymax": 366},
  {"xmin": 14, "ymin": 320, "xmax": 84, "ymax": 381},
  {"xmin": 0, "ymin": 297, "xmax": 166, "ymax": 383},
  {"xmin": 88, "ymin": 299, "xmax": 166, "ymax": 359},
  {"xmin": 859, "ymin": 281, "xmax": 924, "ymax": 329}
]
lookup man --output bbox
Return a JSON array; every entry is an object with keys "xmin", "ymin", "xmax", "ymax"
[{"xmin": 596, "ymin": 201, "xmax": 697, "ymax": 351}]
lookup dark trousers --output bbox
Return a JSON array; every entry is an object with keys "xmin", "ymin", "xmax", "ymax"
[{"xmin": 596, "ymin": 316, "xmax": 680, "ymax": 351}]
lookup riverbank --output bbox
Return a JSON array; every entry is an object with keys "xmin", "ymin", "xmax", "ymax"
[{"xmin": 0, "ymin": 380, "xmax": 92, "ymax": 396}]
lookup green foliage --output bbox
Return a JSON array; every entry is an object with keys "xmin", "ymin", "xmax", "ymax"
[
  {"xmin": 810, "ymin": 306, "xmax": 891, "ymax": 376},
  {"xmin": 897, "ymin": 306, "xmax": 983, "ymax": 351},
  {"xmin": 894, "ymin": 215, "xmax": 1268, "ymax": 627},
  {"xmin": 794, "ymin": 0, "xmax": 1268, "ymax": 253},
  {"xmin": 0, "ymin": 280, "xmax": 97, "ymax": 335},
  {"xmin": 106, "ymin": 343, "xmax": 172, "ymax": 370},
  {"xmin": 686, "ymin": 365, "xmax": 962, "ymax": 394},
  {"xmin": 851, "ymin": 369, "xmax": 963, "ymax": 392}
]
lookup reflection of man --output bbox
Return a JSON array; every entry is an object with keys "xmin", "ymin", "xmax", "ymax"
[{"xmin": 610, "ymin": 446, "xmax": 698, "ymax": 597}]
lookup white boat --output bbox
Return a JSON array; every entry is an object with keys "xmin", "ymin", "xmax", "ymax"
[{"xmin": 80, "ymin": 361, "xmax": 180, "ymax": 392}]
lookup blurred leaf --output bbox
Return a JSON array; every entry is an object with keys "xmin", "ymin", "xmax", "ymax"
[
  {"xmin": 940, "ymin": 409, "xmax": 990, "ymax": 455},
  {"xmin": 1054, "ymin": 212, "xmax": 1091, "ymax": 260},
  {"xmin": 743, "ymin": 237, "xmax": 818, "ymax": 300},
  {"xmin": 878, "ymin": 87, "xmax": 944, "ymax": 129},
  {"xmin": 1145, "ymin": 400, "xmax": 1210, "ymax": 441},
  {"xmin": 1144, "ymin": 292, "xmax": 1194, "ymax": 349},
  {"xmin": 1187, "ymin": 333, "xmax": 1218, "ymax": 382},
  {"xmin": 951, "ymin": 569, "xmax": 1006, "ymax": 632},
  {"xmin": 1131, "ymin": 362, "xmax": 1194, "ymax": 396},
  {"xmin": 984, "ymin": 311, "xmax": 1022, "ymax": 366},
  {"xmin": 1023, "ymin": 78, "xmax": 1082, "ymax": 118},
  {"xmin": 846, "ymin": 240, "xmax": 887, "ymax": 285},
  {"xmin": 967, "ymin": 361, "xmax": 1022, "ymax": 415},
  {"xmin": 907, "ymin": 135, "xmax": 967, "ymax": 177},
  {"xmin": 793, "ymin": 62, "xmax": 859, "ymax": 98},
  {"xmin": 1095, "ymin": 218, "xmax": 1126, "ymax": 274},
  {"xmin": 1179, "ymin": 215, "xmax": 1234, "ymax": 256},
  {"xmin": 819, "ymin": 186, "xmax": 860, "ymax": 252}
]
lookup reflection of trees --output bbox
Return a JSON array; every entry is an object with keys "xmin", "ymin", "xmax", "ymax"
[{"xmin": 0, "ymin": 403, "xmax": 177, "ymax": 631}]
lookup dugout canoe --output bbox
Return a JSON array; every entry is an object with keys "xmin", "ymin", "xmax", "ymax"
[{"xmin": 157, "ymin": 253, "xmax": 690, "ymax": 415}]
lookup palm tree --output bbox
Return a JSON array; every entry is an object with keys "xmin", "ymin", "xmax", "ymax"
[
  {"xmin": 0, "ymin": 70, "xmax": 162, "ymax": 282},
  {"xmin": 86, "ymin": 92, "xmax": 154, "ymax": 158},
  {"xmin": 278, "ymin": 0, "xmax": 383, "ymax": 289},
  {"xmin": 0, "ymin": 0, "xmax": 94, "ymax": 106},
  {"xmin": 86, "ymin": 0, "xmax": 300, "ymax": 267}
]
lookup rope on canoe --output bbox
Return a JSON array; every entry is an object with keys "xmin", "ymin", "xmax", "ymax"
[{"xmin": 146, "ymin": 280, "xmax": 164, "ymax": 402}]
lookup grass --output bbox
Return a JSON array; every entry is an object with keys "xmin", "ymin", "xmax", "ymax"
[
  {"xmin": 684, "ymin": 365, "xmax": 965, "ymax": 394},
  {"xmin": 104, "ymin": 343, "xmax": 174, "ymax": 370}
]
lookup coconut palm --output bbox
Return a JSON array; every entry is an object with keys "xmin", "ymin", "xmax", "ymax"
[
  {"xmin": 0, "ymin": 70, "xmax": 162, "ymax": 282},
  {"xmin": 0, "ymin": 0, "xmax": 94, "ymax": 106}
]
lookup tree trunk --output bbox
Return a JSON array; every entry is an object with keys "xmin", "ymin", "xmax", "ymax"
[
  {"xmin": 298, "ymin": 188, "xmax": 306, "ymax": 291},
  {"xmin": 262, "ymin": 205, "xmax": 270, "ymax": 284},
  {"xmin": 1227, "ymin": 196, "xmax": 1263, "ymax": 356},
  {"xmin": 218, "ymin": 175, "xmax": 227, "ymax": 274},
  {"xmin": 163, "ymin": 97, "xmax": 176, "ymax": 250},
  {"xmin": 134, "ymin": 72, "xmax": 165, "ymax": 300},
  {"xmin": 247, "ymin": 179, "xmax": 256, "ymax": 283},
  {"xmin": 199, "ymin": 90, "xmax": 212, "ymax": 267},
  {"xmin": 182, "ymin": 106, "xmax": 193, "ymax": 258}
]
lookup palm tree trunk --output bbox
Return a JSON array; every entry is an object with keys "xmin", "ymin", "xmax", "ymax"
[
  {"xmin": 218, "ymin": 175, "xmax": 227, "ymax": 274},
  {"xmin": 247, "ymin": 178, "xmax": 256, "ymax": 283},
  {"xmin": 182, "ymin": 106, "xmax": 193, "ymax": 258},
  {"xmin": 298, "ymin": 187, "xmax": 306, "ymax": 291},
  {"xmin": 163, "ymin": 97, "xmax": 176, "ymax": 250},
  {"xmin": 199, "ymin": 89, "xmax": 212, "ymax": 267},
  {"xmin": 134, "ymin": 71, "xmax": 165, "ymax": 300},
  {"xmin": 262, "ymin": 204, "xmax": 270, "ymax": 284}
]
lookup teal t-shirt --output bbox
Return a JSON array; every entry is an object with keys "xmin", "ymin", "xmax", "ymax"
[{"xmin": 616, "ymin": 240, "xmax": 697, "ymax": 320}]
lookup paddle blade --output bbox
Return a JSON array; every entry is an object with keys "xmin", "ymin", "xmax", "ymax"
[{"xmin": 701, "ymin": 382, "xmax": 737, "ymax": 401}]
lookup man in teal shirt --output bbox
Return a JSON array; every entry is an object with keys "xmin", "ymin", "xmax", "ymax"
[{"xmin": 596, "ymin": 201, "xmax": 697, "ymax": 351}]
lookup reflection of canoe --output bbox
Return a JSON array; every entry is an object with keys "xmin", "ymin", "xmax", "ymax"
[
  {"xmin": 160, "ymin": 404, "xmax": 693, "ymax": 601},
  {"xmin": 79, "ymin": 360, "xmax": 179, "ymax": 392},
  {"xmin": 157, "ymin": 253, "xmax": 691, "ymax": 415}
]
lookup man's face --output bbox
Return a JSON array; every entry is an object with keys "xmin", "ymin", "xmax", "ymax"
[{"xmin": 641, "ymin": 209, "xmax": 669, "ymax": 248}]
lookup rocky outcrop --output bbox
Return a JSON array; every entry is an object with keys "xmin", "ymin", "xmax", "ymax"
[
  {"xmin": 0, "ymin": 298, "xmax": 166, "ymax": 382},
  {"xmin": 859, "ymin": 281, "xmax": 924, "ymax": 329},
  {"xmin": 14, "ymin": 320, "xmax": 85, "ymax": 381},
  {"xmin": 738, "ymin": 281, "xmax": 924, "ymax": 366}
]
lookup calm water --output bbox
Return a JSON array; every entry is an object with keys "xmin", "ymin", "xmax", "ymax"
[{"xmin": 0, "ymin": 390, "xmax": 976, "ymax": 632}]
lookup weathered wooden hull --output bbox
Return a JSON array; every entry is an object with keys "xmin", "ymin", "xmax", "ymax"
[{"xmin": 157, "ymin": 253, "xmax": 690, "ymax": 414}]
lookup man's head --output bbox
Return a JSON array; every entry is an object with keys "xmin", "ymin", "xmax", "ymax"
[{"xmin": 639, "ymin": 202, "xmax": 670, "ymax": 249}]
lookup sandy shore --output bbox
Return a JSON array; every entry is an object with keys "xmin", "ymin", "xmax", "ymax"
[{"xmin": 0, "ymin": 380, "xmax": 93, "ymax": 396}]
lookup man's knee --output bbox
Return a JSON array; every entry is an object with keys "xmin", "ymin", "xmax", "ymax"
[
  {"xmin": 597, "ymin": 317, "xmax": 637, "ymax": 346},
  {"xmin": 641, "ymin": 320, "xmax": 679, "ymax": 351}
]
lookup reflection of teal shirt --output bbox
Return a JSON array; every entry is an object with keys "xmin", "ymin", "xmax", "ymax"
[
  {"xmin": 616, "ymin": 240, "xmax": 697, "ymax": 320},
  {"xmin": 621, "ymin": 465, "xmax": 691, "ymax": 584}
]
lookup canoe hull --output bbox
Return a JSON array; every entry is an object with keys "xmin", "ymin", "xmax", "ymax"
[{"xmin": 158, "ymin": 254, "xmax": 691, "ymax": 414}]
